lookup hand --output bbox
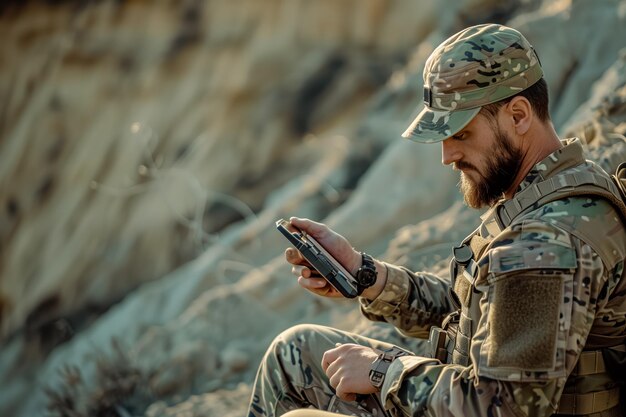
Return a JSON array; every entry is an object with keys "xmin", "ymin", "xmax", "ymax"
[
  {"xmin": 285, "ymin": 217, "xmax": 361, "ymax": 299},
  {"xmin": 322, "ymin": 343, "xmax": 380, "ymax": 401}
]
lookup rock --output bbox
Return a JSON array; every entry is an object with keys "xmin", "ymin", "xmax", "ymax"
[
  {"xmin": 562, "ymin": 49, "xmax": 626, "ymax": 173},
  {"xmin": 145, "ymin": 383, "xmax": 252, "ymax": 417},
  {"xmin": 221, "ymin": 347, "xmax": 250, "ymax": 373},
  {"xmin": 0, "ymin": 0, "xmax": 433, "ymax": 342},
  {"xmin": 509, "ymin": 0, "xmax": 626, "ymax": 129},
  {"xmin": 2, "ymin": 1, "xmax": 626, "ymax": 417}
]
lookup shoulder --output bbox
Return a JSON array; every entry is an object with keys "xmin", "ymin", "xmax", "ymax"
[
  {"xmin": 524, "ymin": 194, "xmax": 619, "ymax": 229},
  {"xmin": 486, "ymin": 218, "xmax": 577, "ymax": 275},
  {"xmin": 518, "ymin": 196, "xmax": 626, "ymax": 271}
]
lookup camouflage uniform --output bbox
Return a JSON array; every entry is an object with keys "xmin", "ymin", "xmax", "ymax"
[
  {"xmin": 247, "ymin": 24, "xmax": 626, "ymax": 417},
  {"xmin": 361, "ymin": 138, "xmax": 626, "ymax": 417},
  {"xmin": 248, "ymin": 324, "xmax": 395, "ymax": 416}
]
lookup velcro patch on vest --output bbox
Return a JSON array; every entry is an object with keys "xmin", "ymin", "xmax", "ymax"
[
  {"xmin": 487, "ymin": 273, "xmax": 563, "ymax": 371},
  {"xmin": 488, "ymin": 241, "xmax": 576, "ymax": 275}
]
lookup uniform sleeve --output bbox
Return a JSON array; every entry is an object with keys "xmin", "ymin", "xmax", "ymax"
[
  {"xmin": 378, "ymin": 220, "xmax": 615, "ymax": 417},
  {"xmin": 359, "ymin": 262, "xmax": 455, "ymax": 339}
]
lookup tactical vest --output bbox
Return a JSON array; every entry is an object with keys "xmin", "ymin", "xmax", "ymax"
[{"xmin": 428, "ymin": 162, "xmax": 626, "ymax": 416}]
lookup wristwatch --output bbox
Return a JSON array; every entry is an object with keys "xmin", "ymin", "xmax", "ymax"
[
  {"xmin": 369, "ymin": 346, "xmax": 412, "ymax": 388},
  {"xmin": 355, "ymin": 252, "xmax": 377, "ymax": 295}
]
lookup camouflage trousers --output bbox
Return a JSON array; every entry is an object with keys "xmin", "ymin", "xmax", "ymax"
[{"xmin": 246, "ymin": 323, "xmax": 399, "ymax": 417}]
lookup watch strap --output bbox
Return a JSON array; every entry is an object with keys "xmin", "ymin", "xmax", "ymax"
[{"xmin": 369, "ymin": 345, "xmax": 412, "ymax": 388}]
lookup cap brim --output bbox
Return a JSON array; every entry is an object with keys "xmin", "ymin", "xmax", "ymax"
[{"xmin": 402, "ymin": 106, "xmax": 481, "ymax": 143}]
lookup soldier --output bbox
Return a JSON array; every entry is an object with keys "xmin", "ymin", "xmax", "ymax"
[{"xmin": 246, "ymin": 24, "xmax": 626, "ymax": 417}]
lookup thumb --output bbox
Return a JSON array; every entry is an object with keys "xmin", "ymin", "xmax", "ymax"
[
  {"xmin": 342, "ymin": 393, "xmax": 357, "ymax": 402},
  {"xmin": 289, "ymin": 217, "xmax": 327, "ymax": 237}
]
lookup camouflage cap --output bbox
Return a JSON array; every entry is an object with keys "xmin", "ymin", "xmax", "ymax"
[{"xmin": 402, "ymin": 24, "xmax": 543, "ymax": 143}]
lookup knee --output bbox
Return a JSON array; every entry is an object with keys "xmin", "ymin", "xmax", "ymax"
[
  {"xmin": 275, "ymin": 323, "xmax": 325, "ymax": 346},
  {"xmin": 264, "ymin": 323, "xmax": 330, "ymax": 364},
  {"xmin": 268, "ymin": 324, "xmax": 324, "ymax": 354}
]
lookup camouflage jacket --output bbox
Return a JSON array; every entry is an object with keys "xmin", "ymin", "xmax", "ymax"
[{"xmin": 360, "ymin": 138, "xmax": 626, "ymax": 417}]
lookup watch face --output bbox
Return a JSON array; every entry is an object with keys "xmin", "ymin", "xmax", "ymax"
[
  {"xmin": 369, "ymin": 369, "xmax": 384, "ymax": 388},
  {"xmin": 357, "ymin": 268, "xmax": 377, "ymax": 288}
]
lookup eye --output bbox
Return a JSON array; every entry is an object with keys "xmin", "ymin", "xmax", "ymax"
[{"xmin": 452, "ymin": 132, "xmax": 465, "ymax": 141}]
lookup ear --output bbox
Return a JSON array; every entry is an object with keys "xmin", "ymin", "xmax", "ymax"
[{"xmin": 505, "ymin": 96, "xmax": 533, "ymax": 135}]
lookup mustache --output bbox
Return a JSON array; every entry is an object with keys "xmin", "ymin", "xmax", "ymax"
[{"xmin": 454, "ymin": 160, "xmax": 478, "ymax": 172}]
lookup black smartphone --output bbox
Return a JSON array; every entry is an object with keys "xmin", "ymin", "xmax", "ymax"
[{"xmin": 276, "ymin": 219, "xmax": 359, "ymax": 298}]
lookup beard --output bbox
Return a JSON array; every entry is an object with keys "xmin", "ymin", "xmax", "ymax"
[{"xmin": 457, "ymin": 128, "xmax": 523, "ymax": 209}]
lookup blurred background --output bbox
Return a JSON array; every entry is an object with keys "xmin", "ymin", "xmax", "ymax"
[{"xmin": 1, "ymin": 0, "xmax": 625, "ymax": 416}]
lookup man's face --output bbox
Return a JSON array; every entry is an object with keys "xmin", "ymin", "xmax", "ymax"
[{"xmin": 441, "ymin": 112, "xmax": 523, "ymax": 208}]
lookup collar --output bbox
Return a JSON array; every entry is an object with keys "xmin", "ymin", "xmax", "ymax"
[
  {"xmin": 479, "ymin": 138, "xmax": 586, "ymax": 231},
  {"xmin": 516, "ymin": 137, "xmax": 585, "ymax": 193}
]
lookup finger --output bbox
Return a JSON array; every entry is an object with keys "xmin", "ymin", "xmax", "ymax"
[
  {"xmin": 321, "ymin": 350, "xmax": 332, "ymax": 373},
  {"xmin": 335, "ymin": 385, "xmax": 356, "ymax": 403},
  {"xmin": 332, "ymin": 377, "xmax": 357, "ymax": 402},
  {"xmin": 285, "ymin": 247, "xmax": 309, "ymax": 266},
  {"xmin": 297, "ymin": 275, "xmax": 327, "ymax": 288},
  {"xmin": 298, "ymin": 277, "xmax": 341, "ymax": 298},
  {"xmin": 328, "ymin": 368, "xmax": 342, "ymax": 391},
  {"xmin": 345, "ymin": 393, "xmax": 357, "ymax": 402},
  {"xmin": 301, "ymin": 278, "xmax": 342, "ymax": 297},
  {"xmin": 289, "ymin": 217, "xmax": 328, "ymax": 238},
  {"xmin": 292, "ymin": 265, "xmax": 323, "ymax": 281},
  {"xmin": 291, "ymin": 264, "xmax": 312, "ymax": 278},
  {"xmin": 325, "ymin": 354, "xmax": 341, "ymax": 379},
  {"xmin": 321, "ymin": 347, "xmax": 341, "ymax": 373}
]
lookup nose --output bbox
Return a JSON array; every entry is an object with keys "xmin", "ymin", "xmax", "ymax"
[{"xmin": 441, "ymin": 138, "xmax": 461, "ymax": 166}]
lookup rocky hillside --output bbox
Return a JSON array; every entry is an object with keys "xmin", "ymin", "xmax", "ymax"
[{"xmin": 0, "ymin": 1, "xmax": 625, "ymax": 416}]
